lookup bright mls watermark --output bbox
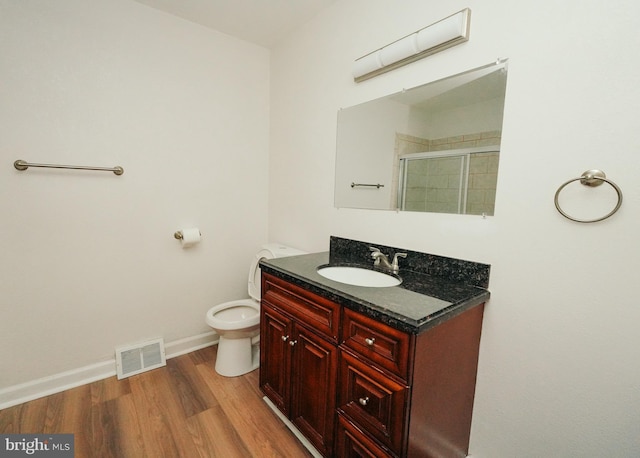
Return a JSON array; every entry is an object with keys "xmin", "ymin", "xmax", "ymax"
[{"xmin": 0, "ymin": 434, "xmax": 73, "ymax": 457}]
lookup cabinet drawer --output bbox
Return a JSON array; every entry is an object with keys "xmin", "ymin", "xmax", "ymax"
[
  {"xmin": 262, "ymin": 273, "xmax": 341, "ymax": 342},
  {"xmin": 338, "ymin": 350, "xmax": 408, "ymax": 455},
  {"xmin": 335, "ymin": 414, "xmax": 395, "ymax": 458},
  {"xmin": 342, "ymin": 308, "xmax": 412, "ymax": 379}
]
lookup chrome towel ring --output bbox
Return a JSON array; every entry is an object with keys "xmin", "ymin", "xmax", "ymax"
[{"xmin": 554, "ymin": 169, "xmax": 622, "ymax": 223}]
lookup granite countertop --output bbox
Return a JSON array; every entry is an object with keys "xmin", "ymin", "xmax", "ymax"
[{"xmin": 260, "ymin": 251, "xmax": 490, "ymax": 335}]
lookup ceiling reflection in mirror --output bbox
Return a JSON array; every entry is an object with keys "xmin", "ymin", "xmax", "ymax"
[{"xmin": 335, "ymin": 60, "xmax": 508, "ymax": 215}]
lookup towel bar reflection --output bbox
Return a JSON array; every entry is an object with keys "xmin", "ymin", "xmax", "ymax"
[
  {"xmin": 14, "ymin": 159, "xmax": 124, "ymax": 176},
  {"xmin": 351, "ymin": 182, "xmax": 384, "ymax": 189}
]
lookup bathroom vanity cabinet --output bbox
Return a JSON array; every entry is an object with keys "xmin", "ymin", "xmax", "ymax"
[{"xmin": 260, "ymin": 271, "xmax": 486, "ymax": 458}]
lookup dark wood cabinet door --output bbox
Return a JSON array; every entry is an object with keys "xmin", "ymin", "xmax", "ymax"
[
  {"xmin": 290, "ymin": 324, "xmax": 338, "ymax": 457},
  {"xmin": 260, "ymin": 303, "xmax": 293, "ymax": 416}
]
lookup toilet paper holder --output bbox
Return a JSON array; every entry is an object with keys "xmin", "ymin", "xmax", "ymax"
[{"xmin": 174, "ymin": 230, "xmax": 201, "ymax": 240}]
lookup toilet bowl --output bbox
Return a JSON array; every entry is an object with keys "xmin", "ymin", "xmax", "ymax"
[
  {"xmin": 206, "ymin": 299, "xmax": 260, "ymax": 377},
  {"xmin": 206, "ymin": 243, "xmax": 306, "ymax": 377}
]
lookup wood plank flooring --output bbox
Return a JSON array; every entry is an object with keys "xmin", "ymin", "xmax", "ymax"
[{"xmin": 0, "ymin": 346, "xmax": 313, "ymax": 457}]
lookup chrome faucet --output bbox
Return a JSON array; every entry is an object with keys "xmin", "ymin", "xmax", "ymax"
[{"xmin": 369, "ymin": 247, "xmax": 407, "ymax": 274}]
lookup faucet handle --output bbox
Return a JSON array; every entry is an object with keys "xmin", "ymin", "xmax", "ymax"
[
  {"xmin": 369, "ymin": 246, "xmax": 381, "ymax": 260},
  {"xmin": 369, "ymin": 246, "xmax": 384, "ymax": 266},
  {"xmin": 391, "ymin": 252, "xmax": 407, "ymax": 271}
]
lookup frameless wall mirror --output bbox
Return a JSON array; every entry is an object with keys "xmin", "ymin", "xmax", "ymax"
[{"xmin": 335, "ymin": 60, "xmax": 508, "ymax": 215}]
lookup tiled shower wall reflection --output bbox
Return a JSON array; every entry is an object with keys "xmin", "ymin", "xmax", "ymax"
[
  {"xmin": 467, "ymin": 151, "xmax": 499, "ymax": 215},
  {"xmin": 392, "ymin": 131, "xmax": 501, "ymax": 215}
]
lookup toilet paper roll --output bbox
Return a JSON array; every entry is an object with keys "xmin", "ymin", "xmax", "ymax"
[{"xmin": 179, "ymin": 228, "xmax": 201, "ymax": 248}]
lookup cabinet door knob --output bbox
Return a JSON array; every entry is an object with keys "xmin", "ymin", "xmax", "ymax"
[
  {"xmin": 281, "ymin": 335, "xmax": 289, "ymax": 342},
  {"xmin": 289, "ymin": 340, "xmax": 298, "ymax": 346},
  {"xmin": 365, "ymin": 337, "xmax": 376, "ymax": 346},
  {"xmin": 358, "ymin": 397, "xmax": 370, "ymax": 406}
]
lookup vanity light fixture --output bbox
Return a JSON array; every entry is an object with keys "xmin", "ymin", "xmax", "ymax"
[{"xmin": 353, "ymin": 8, "xmax": 471, "ymax": 82}]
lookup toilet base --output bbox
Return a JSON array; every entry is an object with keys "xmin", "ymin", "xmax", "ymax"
[{"xmin": 215, "ymin": 335, "xmax": 260, "ymax": 377}]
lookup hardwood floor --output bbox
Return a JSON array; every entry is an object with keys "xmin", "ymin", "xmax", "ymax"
[{"xmin": 0, "ymin": 346, "xmax": 313, "ymax": 457}]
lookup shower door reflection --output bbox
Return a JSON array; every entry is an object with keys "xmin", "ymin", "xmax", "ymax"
[{"xmin": 398, "ymin": 147, "xmax": 499, "ymax": 215}]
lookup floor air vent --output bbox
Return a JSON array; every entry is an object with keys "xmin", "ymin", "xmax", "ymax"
[{"xmin": 115, "ymin": 337, "xmax": 166, "ymax": 379}]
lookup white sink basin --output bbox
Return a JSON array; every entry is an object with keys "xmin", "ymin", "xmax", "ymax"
[{"xmin": 317, "ymin": 266, "xmax": 401, "ymax": 287}]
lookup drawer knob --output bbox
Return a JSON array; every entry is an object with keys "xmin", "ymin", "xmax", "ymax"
[
  {"xmin": 289, "ymin": 340, "xmax": 298, "ymax": 347},
  {"xmin": 358, "ymin": 397, "xmax": 370, "ymax": 406},
  {"xmin": 365, "ymin": 337, "xmax": 376, "ymax": 346},
  {"xmin": 281, "ymin": 335, "xmax": 289, "ymax": 342}
]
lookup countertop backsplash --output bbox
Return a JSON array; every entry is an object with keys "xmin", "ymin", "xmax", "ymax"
[{"xmin": 328, "ymin": 236, "xmax": 490, "ymax": 288}]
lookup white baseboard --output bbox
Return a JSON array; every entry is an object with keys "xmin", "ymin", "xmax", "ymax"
[
  {"xmin": 0, "ymin": 331, "xmax": 219, "ymax": 410},
  {"xmin": 0, "ymin": 360, "xmax": 117, "ymax": 411},
  {"xmin": 164, "ymin": 330, "xmax": 219, "ymax": 358}
]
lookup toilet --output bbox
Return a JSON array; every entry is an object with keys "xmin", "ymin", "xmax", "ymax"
[{"xmin": 206, "ymin": 243, "xmax": 306, "ymax": 377}]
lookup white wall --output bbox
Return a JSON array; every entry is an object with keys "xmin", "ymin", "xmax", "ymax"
[
  {"xmin": 270, "ymin": 0, "xmax": 640, "ymax": 456},
  {"xmin": 426, "ymin": 96, "xmax": 505, "ymax": 138},
  {"xmin": 335, "ymin": 99, "xmax": 408, "ymax": 208},
  {"xmin": 0, "ymin": 0, "xmax": 269, "ymax": 389}
]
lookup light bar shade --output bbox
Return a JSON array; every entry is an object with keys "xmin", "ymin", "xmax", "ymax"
[{"xmin": 353, "ymin": 8, "xmax": 471, "ymax": 82}]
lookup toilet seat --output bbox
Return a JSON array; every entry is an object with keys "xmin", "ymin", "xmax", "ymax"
[
  {"xmin": 248, "ymin": 244, "xmax": 307, "ymax": 300},
  {"xmin": 206, "ymin": 299, "xmax": 260, "ymax": 330},
  {"xmin": 248, "ymin": 248, "xmax": 276, "ymax": 300}
]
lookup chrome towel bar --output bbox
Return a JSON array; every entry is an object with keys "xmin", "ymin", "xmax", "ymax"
[
  {"xmin": 14, "ymin": 159, "xmax": 124, "ymax": 176},
  {"xmin": 351, "ymin": 182, "xmax": 384, "ymax": 189}
]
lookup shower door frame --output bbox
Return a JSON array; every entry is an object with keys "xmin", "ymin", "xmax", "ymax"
[{"xmin": 397, "ymin": 145, "xmax": 498, "ymax": 214}]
